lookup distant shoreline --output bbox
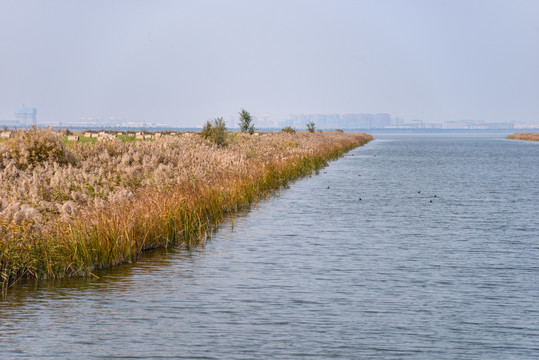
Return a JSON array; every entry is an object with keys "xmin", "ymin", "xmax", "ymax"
[
  {"xmin": 507, "ymin": 132, "xmax": 539, "ymax": 141},
  {"xmin": 3, "ymin": 124, "xmax": 539, "ymax": 133}
]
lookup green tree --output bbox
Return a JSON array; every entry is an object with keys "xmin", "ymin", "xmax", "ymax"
[
  {"xmin": 239, "ymin": 109, "xmax": 255, "ymax": 134},
  {"xmin": 306, "ymin": 121, "xmax": 316, "ymax": 133},
  {"xmin": 201, "ymin": 117, "xmax": 227, "ymax": 146},
  {"xmin": 281, "ymin": 126, "xmax": 296, "ymax": 134},
  {"xmin": 200, "ymin": 120, "xmax": 213, "ymax": 139}
]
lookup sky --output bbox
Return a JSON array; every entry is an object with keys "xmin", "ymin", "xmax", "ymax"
[{"xmin": 1, "ymin": 0, "xmax": 538, "ymax": 127}]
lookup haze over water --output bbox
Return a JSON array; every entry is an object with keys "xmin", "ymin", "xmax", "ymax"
[
  {"xmin": 1, "ymin": 131, "xmax": 538, "ymax": 359},
  {"xmin": 2, "ymin": 1, "xmax": 538, "ymax": 126}
]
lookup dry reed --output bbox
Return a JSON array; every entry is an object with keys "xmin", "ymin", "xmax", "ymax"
[
  {"xmin": 0, "ymin": 128, "xmax": 372, "ymax": 291},
  {"xmin": 507, "ymin": 132, "xmax": 539, "ymax": 141}
]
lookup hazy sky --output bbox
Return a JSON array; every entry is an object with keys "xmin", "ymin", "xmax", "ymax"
[{"xmin": 1, "ymin": 0, "xmax": 538, "ymax": 126}]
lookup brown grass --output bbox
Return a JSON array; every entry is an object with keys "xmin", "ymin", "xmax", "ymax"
[
  {"xmin": 0, "ymin": 128, "xmax": 372, "ymax": 291},
  {"xmin": 507, "ymin": 132, "xmax": 539, "ymax": 141}
]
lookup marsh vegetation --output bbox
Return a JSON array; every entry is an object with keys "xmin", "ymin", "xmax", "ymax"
[
  {"xmin": 507, "ymin": 132, "xmax": 539, "ymax": 141},
  {"xmin": 0, "ymin": 127, "xmax": 371, "ymax": 290}
]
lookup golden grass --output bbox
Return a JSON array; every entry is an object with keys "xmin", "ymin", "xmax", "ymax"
[
  {"xmin": 0, "ymin": 129, "xmax": 372, "ymax": 291},
  {"xmin": 507, "ymin": 132, "xmax": 539, "ymax": 141}
]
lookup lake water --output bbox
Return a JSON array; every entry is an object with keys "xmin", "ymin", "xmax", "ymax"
[{"xmin": 1, "ymin": 132, "xmax": 538, "ymax": 359}]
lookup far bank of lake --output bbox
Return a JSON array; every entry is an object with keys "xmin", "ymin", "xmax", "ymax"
[{"xmin": 508, "ymin": 132, "xmax": 539, "ymax": 141}]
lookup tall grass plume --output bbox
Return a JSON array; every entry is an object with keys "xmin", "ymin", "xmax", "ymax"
[{"xmin": 0, "ymin": 128, "xmax": 372, "ymax": 291}]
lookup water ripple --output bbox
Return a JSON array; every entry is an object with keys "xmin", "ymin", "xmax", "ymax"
[{"xmin": 1, "ymin": 132, "xmax": 538, "ymax": 359}]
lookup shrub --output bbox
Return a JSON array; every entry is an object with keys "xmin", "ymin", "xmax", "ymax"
[
  {"xmin": 200, "ymin": 120, "xmax": 213, "ymax": 139},
  {"xmin": 239, "ymin": 109, "xmax": 255, "ymax": 135},
  {"xmin": 1, "ymin": 126, "xmax": 74, "ymax": 170},
  {"xmin": 201, "ymin": 117, "xmax": 227, "ymax": 146},
  {"xmin": 306, "ymin": 121, "xmax": 316, "ymax": 133},
  {"xmin": 281, "ymin": 126, "xmax": 296, "ymax": 134}
]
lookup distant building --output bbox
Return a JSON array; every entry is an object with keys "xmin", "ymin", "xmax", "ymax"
[
  {"xmin": 372, "ymin": 113, "xmax": 391, "ymax": 128},
  {"xmin": 443, "ymin": 120, "xmax": 514, "ymax": 129},
  {"xmin": 442, "ymin": 120, "xmax": 481, "ymax": 129},
  {"xmin": 342, "ymin": 113, "xmax": 374, "ymax": 128},
  {"xmin": 515, "ymin": 122, "xmax": 539, "ymax": 129},
  {"xmin": 483, "ymin": 122, "xmax": 514, "ymax": 129},
  {"xmin": 15, "ymin": 107, "xmax": 37, "ymax": 125},
  {"xmin": 252, "ymin": 113, "xmax": 277, "ymax": 128},
  {"xmin": 285, "ymin": 112, "xmax": 396, "ymax": 129}
]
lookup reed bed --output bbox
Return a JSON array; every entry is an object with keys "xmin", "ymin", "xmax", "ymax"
[
  {"xmin": 0, "ymin": 128, "xmax": 372, "ymax": 290},
  {"xmin": 507, "ymin": 132, "xmax": 539, "ymax": 141}
]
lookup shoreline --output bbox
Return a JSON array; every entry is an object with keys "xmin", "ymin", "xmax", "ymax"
[
  {"xmin": 507, "ymin": 132, "xmax": 539, "ymax": 141},
  {"xmin": 1, "ymin": 130, "xmax": 372, "ymax": 290}
]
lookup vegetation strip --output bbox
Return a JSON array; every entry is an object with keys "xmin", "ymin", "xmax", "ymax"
[
  {"xmin": 507, "ymin": 132, "xmax": 539, "ymax": 141},
  {"xmin": 0, "ymin": 128, "xmax": 371, "ymax": 290}
]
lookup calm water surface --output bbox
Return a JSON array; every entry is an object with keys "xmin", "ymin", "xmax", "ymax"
[{"xmin": 1, "ymin": 132, "xmax": 538, "ymax": 359}]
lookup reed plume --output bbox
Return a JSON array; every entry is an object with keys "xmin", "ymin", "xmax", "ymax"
[{"xmin": 0, "ymin": 128, "xmax": 372, "ymax": 290}]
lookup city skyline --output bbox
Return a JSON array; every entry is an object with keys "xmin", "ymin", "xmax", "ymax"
[
  {"xmin": 3, "ymin": 106, "xmax": 535, "ymax": 130},
  {"xmin": 2, "ymin": 103, "xmax": 538, "ymax": 130}
]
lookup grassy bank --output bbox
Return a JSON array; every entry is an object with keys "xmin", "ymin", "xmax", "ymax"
[
  {"xmin": 0, "ymin": 128, "xmax": 372, "ymax": 291},
  {"xmin": 507, "ymin": 132, "xmax": 539, "ymax": 141}
]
